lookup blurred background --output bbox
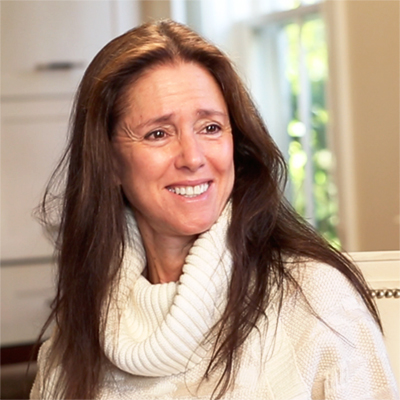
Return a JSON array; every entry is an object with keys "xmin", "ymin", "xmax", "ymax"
[{"xmin": 1, "ymin": 0, "xmax": 399, "ymax": 398}]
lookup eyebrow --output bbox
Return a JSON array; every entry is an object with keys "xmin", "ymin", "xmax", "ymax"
[
  {"xmin": 135, "ymin": 113, "xmax": 174, "ymax": 130},
  {"xmin": 133, "ymin": 108, "xmax": 228, "ymax": 131},
  {"xmin": 196, "ymin": 108, "xmax": 228, "ymax": 118}
]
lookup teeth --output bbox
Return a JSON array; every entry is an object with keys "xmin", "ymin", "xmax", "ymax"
[{"xmin": 168, "ymin": 183, "xmax": 209, "ymax": 197}]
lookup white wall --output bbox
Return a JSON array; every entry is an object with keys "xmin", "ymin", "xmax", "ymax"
[{"xmin": 326, "ymin": 0, "xmax": 400, "ymax": 251}]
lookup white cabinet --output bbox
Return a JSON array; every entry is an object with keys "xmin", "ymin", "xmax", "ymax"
[
  {"xmin": 1, "ymin": 1, "xmax": 118, "ymax": 261},
  {"xmin": 1, "ymin": 1, "xmax": 140, "ymax": 262},
  {"xmin": 1, "ymin": 263, "xmax": 55, "ymax": 346},
  {"xmin": 1, "ymin": 1, "xmax": 139, "ymax": 346},
  {"xmin": 1, "ymin": 99, "xmax": 72, "ymax": 260},
  {"xmin": 1, "ymin": 0, "xmax": 140, "ymax": 97},
  {"xmin": 1, "ymin": 0, "xmax": 114, "ymax": 97}
]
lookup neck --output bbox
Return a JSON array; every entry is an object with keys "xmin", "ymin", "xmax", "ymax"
[{"xmin": 136, "ymin": 219, "xmax": 197, "ymax": 284}]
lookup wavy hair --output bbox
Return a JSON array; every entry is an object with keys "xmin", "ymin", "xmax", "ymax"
[{"xmin": 39, "ymin": 20, "xmax": 380, "ymax": 399}]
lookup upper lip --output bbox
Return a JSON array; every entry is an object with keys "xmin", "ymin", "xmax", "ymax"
[{"xmin": 166, "ymin": 179, "xmax": 212, "ymax": 187}]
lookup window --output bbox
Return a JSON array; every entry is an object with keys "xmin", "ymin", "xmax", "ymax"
[{"xmin": 249, "ymin": 1, "xmax": 339, "ymax": 246}]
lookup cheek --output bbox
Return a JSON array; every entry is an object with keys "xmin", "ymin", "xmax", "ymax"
[
  {"xmin": 117, "ymin": 147, "xmax": 175, "ymax": 188},
  {"xmin": 113, "ymin": 147, "xmax": 142, "ymax": 190},
  {"xmin": 214, "ymin": 137, "xmax": 235, "ymax": 175}
]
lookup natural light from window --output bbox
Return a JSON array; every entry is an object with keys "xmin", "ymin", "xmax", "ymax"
[{"xmin": 251, "ymin": 0, "xmax": 340, "ymax": 246}]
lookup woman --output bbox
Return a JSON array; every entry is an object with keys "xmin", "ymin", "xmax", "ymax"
[{"xmin": 31, "ymin": 20, "xmax": 398, "ymax": 399}]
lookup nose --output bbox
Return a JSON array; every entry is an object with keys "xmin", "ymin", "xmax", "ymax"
[{"xmin": 174, "ymin": 132, "xmax": 205, "ymax": 172}]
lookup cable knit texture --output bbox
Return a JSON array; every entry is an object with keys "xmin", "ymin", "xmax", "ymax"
[
  {"xmin": 31, "ymin": 204, "xmax": 399, "ymax": 399},
  {"xmin": 103, "ymin": 203, "xmax": 232, "ymax": 377}
]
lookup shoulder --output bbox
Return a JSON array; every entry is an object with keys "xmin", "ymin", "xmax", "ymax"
[
  {"xmin": 276, "ymin": 259, "xmax": 399, "ymax": 399},
  {"xmin": 279, "ymin": 258, "xmax": 377, "ymax": 345},
  {"xmin": 284, "ymin": 258, "xmax": 365, "ymax": 315},
  {"xmin": 31, "ymin": 335, "xmax": 62, "ymax": 399}
]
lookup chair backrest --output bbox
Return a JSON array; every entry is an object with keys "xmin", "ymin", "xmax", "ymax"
[{"xmin": 349, "ymin": 251, "xmax": 400, "ymax": 389}]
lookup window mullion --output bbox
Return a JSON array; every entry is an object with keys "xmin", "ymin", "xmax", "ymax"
[{"xmin": 297, "ymin": 16, "xmax": 315, "ymax": 226}]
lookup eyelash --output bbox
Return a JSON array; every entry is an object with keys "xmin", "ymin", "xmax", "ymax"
[
  {"xmin": 144, "ymin": 130, "xmax": 166, "ymax": 140},
  {"xmin": 144, "ymin": 123, "xmax": 222, "ymax": 140},
  {"xmin": 203, "ymin": 124, "xmax": 221, "ymax": 134}
]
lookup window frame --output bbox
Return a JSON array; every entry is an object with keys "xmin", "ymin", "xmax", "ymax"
[{"xmin": 246, "ymin": 2, "xmax": 340, "ymax": 242}]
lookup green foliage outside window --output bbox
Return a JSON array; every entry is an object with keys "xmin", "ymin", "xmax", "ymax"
[{"xmin": 284, "ymin": 17, "xmax": 340, "ymax": 247}]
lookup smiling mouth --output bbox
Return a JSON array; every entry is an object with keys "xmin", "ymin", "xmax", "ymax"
[{"xmin": 167, "ymin": 182, "xmax": 210, "ymax": 198}]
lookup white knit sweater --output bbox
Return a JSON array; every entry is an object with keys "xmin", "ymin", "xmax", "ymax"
[{"xmin": 31, "ymin": 206, "xmax": 399, "ymax": 399}]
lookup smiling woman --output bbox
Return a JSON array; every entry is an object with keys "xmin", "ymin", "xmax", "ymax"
[
  {"xmin": 113, "ymin": 63, "xmax": 234, "ymax": 241},
  {"xmin": 112, "ymin": 62, "xmax": 234, "ymax": 283},
  {"xmin": 31, "ymin": 19, "xmax": 398, "ymax": 400}
]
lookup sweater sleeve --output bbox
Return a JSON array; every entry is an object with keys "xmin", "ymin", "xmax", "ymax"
[
  {"xmin": 30, "ymin": 337, "xmax": 59, "ymax": 400},
  {"xmin": 30, "ymin": 340, "xmax": 46, "ymax": 399},
  {"xmin": 30, "ymin": 373, "xmax": 40, "ymax": 400},
  {"xmin": 281, "ymin": 261, "xmax": 399, "ymax": 400}
]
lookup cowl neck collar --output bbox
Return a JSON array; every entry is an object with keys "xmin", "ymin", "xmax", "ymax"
[{"xmin": 103, "ymin": 202, "xmax": 232, "ymax": 377}]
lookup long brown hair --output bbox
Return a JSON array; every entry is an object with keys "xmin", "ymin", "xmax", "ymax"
[{"xmin": 39, "ymin": 20, "xmax": 380, "ymax": 399}]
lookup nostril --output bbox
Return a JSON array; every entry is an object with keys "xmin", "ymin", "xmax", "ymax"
[{"xmin": 176, "ymin": 138, "xmax": 205, "ymax": 171}]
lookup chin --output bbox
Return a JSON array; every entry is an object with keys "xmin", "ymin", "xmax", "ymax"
[{"xmin": 172, "ymin": 217, "xmax": 217, "ymax": 237}]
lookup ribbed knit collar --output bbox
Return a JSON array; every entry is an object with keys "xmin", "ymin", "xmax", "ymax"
[{"xmin": 103, "ymin": 202, "xmax": 232, "ymax": 377}]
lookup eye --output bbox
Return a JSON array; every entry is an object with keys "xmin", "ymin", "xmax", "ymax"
[
  {"xmin": 144, "ymin": 130, "xmax": 166, "ymax": 140},
  {"xmin": 204, "ymin": 124, "xmax": 221, "ymax": 134}
]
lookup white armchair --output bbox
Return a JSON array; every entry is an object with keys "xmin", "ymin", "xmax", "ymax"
[{"xmin": 349, "ymin": 251, "xmax": 400, "ymax": 390}]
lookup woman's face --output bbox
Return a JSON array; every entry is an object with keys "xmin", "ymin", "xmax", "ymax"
[{"xmin": 112, "ymin": 62, "xmax": 234, "ymax": 240}]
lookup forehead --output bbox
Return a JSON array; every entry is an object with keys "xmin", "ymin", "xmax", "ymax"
[{"xmin": 122, "ymin": 62, "xmax": 228, "ymax": 116}]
